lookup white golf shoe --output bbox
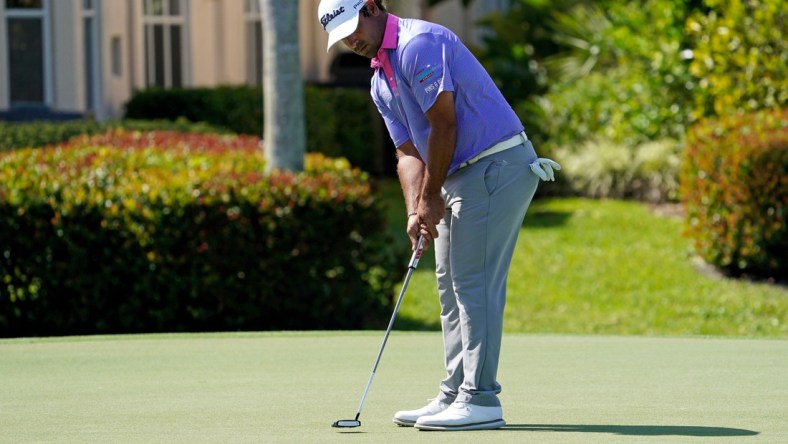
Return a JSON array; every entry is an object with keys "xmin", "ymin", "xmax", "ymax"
[
  {"xmin": 414, "ymin": 401, "xmax": 505, "ymax": 431},
  {"xmin": 393, "ymin": 399, "xmax": 450, "ymax": 427}
]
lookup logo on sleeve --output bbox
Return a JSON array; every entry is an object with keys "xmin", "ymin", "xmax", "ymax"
[
  {"xmin": 416, "ymin": 65, "xmax": 438, "ymax": 84},
  {"xmin": 424, "ymin": 81, "xmax": 441, "ymax": 94}
]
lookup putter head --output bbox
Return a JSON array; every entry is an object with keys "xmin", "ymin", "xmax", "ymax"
[{"xmin": 332, "ymin": 419, "xmax": 361, "ymax": 428}]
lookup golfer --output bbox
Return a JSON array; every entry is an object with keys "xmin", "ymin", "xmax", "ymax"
[{"xmin": 318, "ymin": 0, "xmax": 559, "ymax": 431}]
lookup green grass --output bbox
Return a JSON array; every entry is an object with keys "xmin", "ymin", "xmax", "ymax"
[
  {"xmin": 374, "ymin": 179, "xmax": 787, "ymax": 337},
  {"xmin": 1, "ymin": 332, "xmax": 786, "ymax": 443},
  {"xmin": 1, "ymin": 180, "xmax": 785, "ymax": 442}
]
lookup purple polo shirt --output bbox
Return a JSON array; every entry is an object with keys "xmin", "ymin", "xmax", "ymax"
[{"xmin": 370, "ymin": 16, "xmax": 524, "ymax": 175}]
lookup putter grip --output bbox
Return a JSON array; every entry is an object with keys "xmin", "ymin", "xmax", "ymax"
[{"xmin": 408, "ymin": 236, "xmax": 425, "ymax": 269}]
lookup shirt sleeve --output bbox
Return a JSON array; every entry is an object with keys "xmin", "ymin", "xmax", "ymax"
[
  {"xmin": 372, "ymin": 89, "xmax": 410, "ymax": 148},
  {"xmin": 399, "ymin": 33, "xmax": 455, "ymax": 113}
]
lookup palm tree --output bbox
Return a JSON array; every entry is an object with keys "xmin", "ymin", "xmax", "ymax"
[{"xmin": 259, "ymin": 0, "xmax": 305, "ymax": 173}]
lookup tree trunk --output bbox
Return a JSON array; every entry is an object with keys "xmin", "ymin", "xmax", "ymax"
[{"xmin": 259, "ymin": 0, "xmax": 305, "ymax": 173}]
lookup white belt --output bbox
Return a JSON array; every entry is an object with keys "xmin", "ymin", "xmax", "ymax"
[{"xmin": 459, "ymin": 131, "xmax": 528, "ymax": 169}]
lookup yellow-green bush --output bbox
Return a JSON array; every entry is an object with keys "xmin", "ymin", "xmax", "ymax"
[
  {"xmin": 556, "ymin": 138, "xmax": 681, "ymax": 202},
  {"xmin": 685, "ymin": 0, "xmax": 787, "ymax": 119},
  {"xmin": 681, "ymin": 108, "xmax": 787, "ymax": 278},
  {"xmin": 0, "ymin": 130, "xmax": 405, "ymax": 337}
]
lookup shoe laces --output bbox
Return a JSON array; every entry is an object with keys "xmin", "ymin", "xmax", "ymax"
[
  {"xmin": 427, "ymin": 398, "xmax": 446, "ymax": 407},
  {"xmin": 450, "ymin": 401, "xmax": 471, "ymax": 411}
]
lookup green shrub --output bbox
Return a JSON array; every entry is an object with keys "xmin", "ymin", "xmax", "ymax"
[
  {"xmin": 0, "ymin": 118, "xmax": 228, "ymax": 152},
  {"xmin": 123, "ymin": 85, "xmax": 385, "ymax": 175},
  {"xmin": 473, "ymin": 0, "xmax": 579, "ymax": 145},
  {"xmin": 0, "ymin": 120, "xmax": 102, "ymax": 151},
  {"xmin": 555, "ymin": 138, "xmax": 681, "ymax": 202},
  {"xmin": 123, "ymin": 86, "xmax": 262, "ymax": 135},
  {"xmin": 105, "ymin": 118, "xmax": 230, "ymax": 136},
  {"xmin": 304, "ymin": 86, "xmax": 383, "ymax": 175},
  {"xmin": 0, "ymin": 130, "xmax": 406, "ymax": 337},
  {"xmin": 685, "ymin": 0, "xmax": 787, "ymax": 119},
  {"xmin": 680, "ymin": 108, "xmax": 787, "ymax": 278},
  {"xmin": 541, "ymin": 68, "xmax": 691, "ymax": 150},
  {"xmin": 521, "ymin": 0, "xmax": 692, "ymax": 199},
  {"xmin": 536, "ymin": 0, "xmax": 693, "ymax": 149}
]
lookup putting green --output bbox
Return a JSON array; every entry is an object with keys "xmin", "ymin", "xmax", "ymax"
[{"xmin": 1, "ymin": 332, "xmax": 785, "ymax": 443}]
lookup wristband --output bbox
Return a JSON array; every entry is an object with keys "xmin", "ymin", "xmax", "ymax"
[{"xmin": 407, "ymin": 212, "xmax": 417, "ymax": 218}]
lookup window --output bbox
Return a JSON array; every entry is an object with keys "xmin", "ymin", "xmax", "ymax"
[
  {"xmin": 5, "ymin": 0, "xmax": 50, "ymax": 106},
  {"xmin": 83, "ymin": 0, "xmax": 99, "ymax": 111},
  {"xmin": 111, "ymin": 36, "xmax": 122, "ymax": 77},
  {"xmin": 143, "ymin": 0, "xmax": 185, "ymax": 88},
  {"xmin": 6, "ymin": 0, "xmax": 43, "ymax": 8},
  {"xmin": 244, "ymin": 0, "xmax": 263, "ymax": 86}
]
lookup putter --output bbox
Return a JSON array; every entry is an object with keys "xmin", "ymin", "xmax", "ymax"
[{"xmin": 332, "ymin": 235, "xmax": 425, "ymax": 429}]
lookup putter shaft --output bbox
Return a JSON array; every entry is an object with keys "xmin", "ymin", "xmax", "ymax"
[{"xmin": 350, "ymin": 236, "xmax": 424, "ymax": 424}]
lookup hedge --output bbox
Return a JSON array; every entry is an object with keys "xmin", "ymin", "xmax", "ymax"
[
  {"xmin": 555, "ymin": 138, "xmax": 681, "ymax": 203},
  {"xmin": 0, "ymin": 118, "xmax": 228, "ymax": 152},
  {"xmin": 681, "ymin": 108, "xmax": 787, "ymax": 278},
  {"xmin": 0, "ymin": 130, "xmax": 406, "ymax": 337},
  {"xmin": 123, "ymin": 85, "xmax": 389, "ymax": 175}
]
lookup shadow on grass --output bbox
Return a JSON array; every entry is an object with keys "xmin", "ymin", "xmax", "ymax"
[
  {"xmin": 502, "ymin": 424, "xmax": 758, "ymax": 437},
  {"xmin": 523, "ymin": 209, "xmax": 572, "ymax": 228}
]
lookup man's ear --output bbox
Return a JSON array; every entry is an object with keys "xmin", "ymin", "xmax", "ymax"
[{"xmin": 364, "ymin": 0, "xmax": 380, "ymax": 16}]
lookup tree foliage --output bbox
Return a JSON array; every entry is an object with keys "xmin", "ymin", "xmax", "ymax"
[
  {"xmin": 538, "ymin": 0, "xmax": 693, "ymax": 149},
  {"xmin": 685, "ymin": 0, "xmax": 787, "ymax": 119},
  {"xmin": 475, "ymin": 0, "xmax": 785, "ymax": 149}
]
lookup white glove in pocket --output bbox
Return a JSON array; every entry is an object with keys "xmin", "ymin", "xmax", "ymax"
[{"xmin": 529, "ymin": 158, "xmax": 562, "ymax": 181}]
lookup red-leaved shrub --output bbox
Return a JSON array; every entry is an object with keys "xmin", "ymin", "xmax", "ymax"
[
  {"xmin": 681, "ymin": 108, "xmax": 787, "ymax": 278},
  {"xmin": 0, "ymin": 130, "xmax": 405, "ymax": 337}
]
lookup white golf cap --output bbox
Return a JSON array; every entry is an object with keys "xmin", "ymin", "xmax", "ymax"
[{"xmin": 318, "ymin": 0, "xmax": 366, "ymax": 52}]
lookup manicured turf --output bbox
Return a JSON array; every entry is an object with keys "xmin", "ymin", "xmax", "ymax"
[{"xmin": 1, "ymin": 332, "xmax": 785, "ymax": 443}]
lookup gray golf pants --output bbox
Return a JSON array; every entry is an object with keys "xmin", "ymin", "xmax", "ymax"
[{"xmin": 434, "ymin": 138, "xmax": 539, "ymax": 407}]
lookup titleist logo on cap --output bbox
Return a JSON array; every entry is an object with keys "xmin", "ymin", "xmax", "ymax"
[
  {"xmin": 320, "ymin": 6, "xmax": 345, "ymax": 30},
  {"xmin": 320, "ymin": 1, "xmax": 364, "ymax": 31}
]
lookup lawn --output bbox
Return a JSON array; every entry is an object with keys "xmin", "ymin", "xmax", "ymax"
[
  {"xmin": 1, "ymin": 332, "xmax": 786, "ymax": 443},
  {"xmin": 375, "ymin": 179, "xmax": 787, "ymax": 337},
  {"xmin": 1, "ymin": 180, "xmax": 786, "ymax": 443}
]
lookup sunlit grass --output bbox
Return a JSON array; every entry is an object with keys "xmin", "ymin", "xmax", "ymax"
[{"xmin": 375, "ymin": 179, "xmax": 787, "ymax": 337}]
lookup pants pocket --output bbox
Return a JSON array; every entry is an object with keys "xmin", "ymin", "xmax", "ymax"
[{"xmin": 483, "ymin": 161, "xmax": 501, "ymax": 195}]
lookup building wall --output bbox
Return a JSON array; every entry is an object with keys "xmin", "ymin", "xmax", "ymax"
[
  {"xmin": 51, "ymin": 0, "xmax": 82, "ymax": 113},
  {"xmin": 128, "ymin": 0, "xmax": 145, "ymax": 95},
  {"xmin": 0, "ymin": 0, "xmax": 505, "ymax": 120},
  {"xmin": 301, "ymin": 0, "xmax": 330, "ymax": 83},
  {"xmin": 219, "ymin": 0, "xmax": 247, "ymax": 85},
  {"xmin": 190, "ymin": 0, "xmax": 245, "ymax": 86},
  {"xmin": 100, "ymin": 0, "xmax": 133, "ymax": 120}
]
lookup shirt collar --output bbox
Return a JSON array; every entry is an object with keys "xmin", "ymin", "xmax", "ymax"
[{"xmin": 370, "ymin": 14, "xmax": 399, "ymax": 68}]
